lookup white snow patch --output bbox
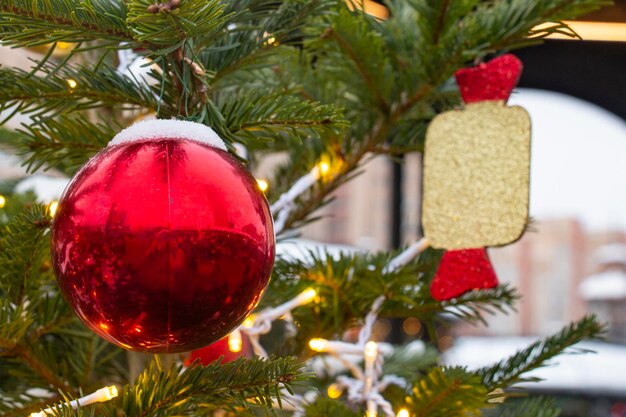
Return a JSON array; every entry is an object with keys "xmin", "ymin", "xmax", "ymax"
[
  {"xmin": 15, "ymin": 175, "xmax": 70, "ymax": 202},
  {"xmin": 579, "ymin": 270, "xmax": 626, "ymax": 300},
  {"xmin": 0, "ymin": 152, "xmax": 30, "ymax": 179},
  {"xmin": 109, "ymin": 119, "xmax": 227, "ymax": 151},
  {"xmin": 444, "ymin": 337, "xmax": 626, "ymax": 394},
  {"xmin": 593, "ymin": 243, "xmax": 626, "ymax": 266}
]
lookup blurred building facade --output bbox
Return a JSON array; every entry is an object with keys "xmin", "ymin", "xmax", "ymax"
[{"xmin": 579, "ymin": 243, "xmax": 626, "ymax": 343}]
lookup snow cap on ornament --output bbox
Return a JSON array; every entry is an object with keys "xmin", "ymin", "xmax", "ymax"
[
  {"xmin": 422, "ymin": 54, "xmax": 531, "ymax": 250},
  {"xmin": 108, "ymin": 119, "xmax": 227, "ymax": 150},
  {"xmin": 51, "ymin": 119, "xmax": 275, "ymax": 353}
]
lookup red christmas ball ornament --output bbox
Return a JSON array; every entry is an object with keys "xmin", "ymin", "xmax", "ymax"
[
  {"xmin": 430, "ymin": 248, "xmax": 498, "ymax": 301},
  {"xmin": 51, "ymin": 120, "xmax": 275, "ymax": 353},
  {"xmin": 186, "ymin": 334, "xmax": 250, "ymax": 366}
]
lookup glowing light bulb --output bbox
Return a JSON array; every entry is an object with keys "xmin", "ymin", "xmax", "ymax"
[
  {"xmin": 300, "ymin": 288, "xmax": 317, "ymax": 303},
  {"xmin": 48, "ymin": 201, "xmax": 59, "ymax": 217},
  {"xmin": 262, "ymin": 32, "xmax": 278, "ymax": 46},
  {"xmin": 318, "ymin": 161, "xmax": 330, "ymax": 176},
  {"xmin": 103, "ymin": 386, "xmax": 118, "ymax": 400},
  {"xmin": 242, "ymin": 315, "xmax": 255, "ymax": 328},
  {"xmin": 66, "ymin": 79, "xmax": 78, "ymax": 89},
  {"xmin": 327, "ymin": 383, "xmax": 342, "ymax": 399},
  {"xmin": 366, "ymin": 410, "xmax": 377, "ymax": 417},
  {"xmin": 0, "ymin": 195, "xmax": 6, "ymax": 208},
  {"xmin": 309, "ymin": 338, "xmax": 329, "ymax": 352},
  {"xmin": 228, "ymin": 330, "xmax": 243, "ymax": 353},
  {"xmin": 364, "ymin": 341, "xmax": 378, "ymax": 361},
  {"xmin": 397, "ymin": 409, "xmax": 409, "ymax": 417},
  {"xmin": 256, "ymin": 179, "xmax": 269, "ymax": 192},
  {"xmin": 29, "ymin": 385, "xmax": 118, "ymax": 417}
]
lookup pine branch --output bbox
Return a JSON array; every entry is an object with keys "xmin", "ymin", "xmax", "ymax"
[
  {"xmin": 216, "ymin": 91, "xmax": 347, "ymax": 145},
  {"xmin": 432, "ymin": 0, "xmax": 451, "ymax": 45},
  {"xmin": 0, "ymin": 204, "xmax": 51, "ymax": 304},
  {"xmin": 479, "ymin": 316, "xmax": 605, "ymax": 390},
  {"xmin": 0, "ymin": 64, "xmax": 158, "ymax": 121},
  {"xmin": 382, "ymin": 342, "xmax": 439, "ymax": 382},
  {"xmin": 490, "ymin": 397, "xmax": 560, "ymax": 417},
  {"xmin": 405, "ymin": 0, "xmax": 480, "ymax": 46},
  {"xmin": 408, "ymin": 367, "xmax": 487, "ymax": 417},
  {"xmin": 198, "ymin": 1, "xmax": 342, "ymax": 120},
  {"xmin": 98, "ymin": 357, "xmax": 305, "ymax": 417},
  {"xmin": 309, "ymin": 7, "xmax": 391, "ymax": 114},
  {"xmin": 439, "ymin": 285, "xmax": 520, "ymax": 326},
  {"xmin": 126, "ymin": 0, "xmax": 228, "ymax": 48},
  {"xmin": 262, "ymin": 0, "xmax": 339, "ymax": 45},
  {"xmin": 0, "ymin": 0, "xmax": 135, "ymax": 48},
  {"xmin": 304, "ymin": 397, "xmax": 360, "ymax": 417},
  {"xmin": 0, "ymin": 298, "xmax": 34, "ymax": 349},
  {"xmin": 462, "ymin": 0, "xmax": 611, "ymax": 54},
  {"xmin": 51, "ymin": 322, "xmax": 127, "ymax": 388},
  {"xmin": 31, "ymin": 296, "xmax": 79, "ymax": 340},
  {"xmin": 0, "ymin": 310, "xmax": 84, "ymax": 399},
  {"xmin": 6, "ymin": 342, "xmax": 72, "ymax": 393},
  {"xmin": 202, "ymin": 40, "xmax": 283, "ymax": 88},
  {"xmin": 10, "ymin": 114, "xmax": 117, "ymax": 174}
]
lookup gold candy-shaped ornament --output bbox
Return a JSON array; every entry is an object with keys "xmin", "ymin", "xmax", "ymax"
[{"xmin": 423, "ymin": 54, "xmax": 531, "ymax": 250}]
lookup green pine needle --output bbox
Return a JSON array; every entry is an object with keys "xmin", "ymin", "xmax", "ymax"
[
  {"xmin": 0, "ymin": 0, "xmax": 134, "ymax": 48},
  {"xmin": 216, "ymin": 91, "xmax": 347, "ymax": 145},
  {"xmin": 0, "ymin": 63, "xmax": 158, "ymax": 120},
  {"xmin": 304, "ymin": 397, "xmax": 360, "ymax": 417},
  {"xmin": 408, "ymin": 366, "xmax": 487, "ymax": 417},
  {"xmin": 0, "ymin": 204, "xmax": 51, "ymax": 304},
  {"xmin": 490, "ymin": 397, "xmax": 561, "ymax": 417},
  {"xmin": 103, "ymin": 357, "xmax": 305, "ymax": 417},
  {"xmin": 12, "ymin": 114, "xmax": 117, "ymax": 174},
  {"xmin": 126, "ymin": 0, "xmax": 228, "ymax": 47}
]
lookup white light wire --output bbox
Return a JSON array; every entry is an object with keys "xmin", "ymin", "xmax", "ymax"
[
  {"xmin": 270, "ymin": 165, "xmax": 321, "ymax": 235},
  {"xmin": 29, "ymin": 386, "xmax": 118, "ymax": 417},
  {"xmin": 276, "ymin": 240, "xmax": 430, "ymax": 416},
  {"xmin": 240, "ymin": 288, "xmax": 317, "ymax": 358}
]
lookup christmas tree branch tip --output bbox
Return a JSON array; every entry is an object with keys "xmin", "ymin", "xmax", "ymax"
[{"xmin": 479, "ymin": 315, "xmax": 605, "ymax": 390}]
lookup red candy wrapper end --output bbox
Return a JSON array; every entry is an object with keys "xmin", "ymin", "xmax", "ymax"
[{"xmin": 455, "ymin": 54, "xmax": 523, "ymax": 104}]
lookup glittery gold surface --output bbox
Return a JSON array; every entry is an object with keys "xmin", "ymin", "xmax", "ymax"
[{"xmin": 423, "ymin": 101, "xmax": 531, "ymax": 249}]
